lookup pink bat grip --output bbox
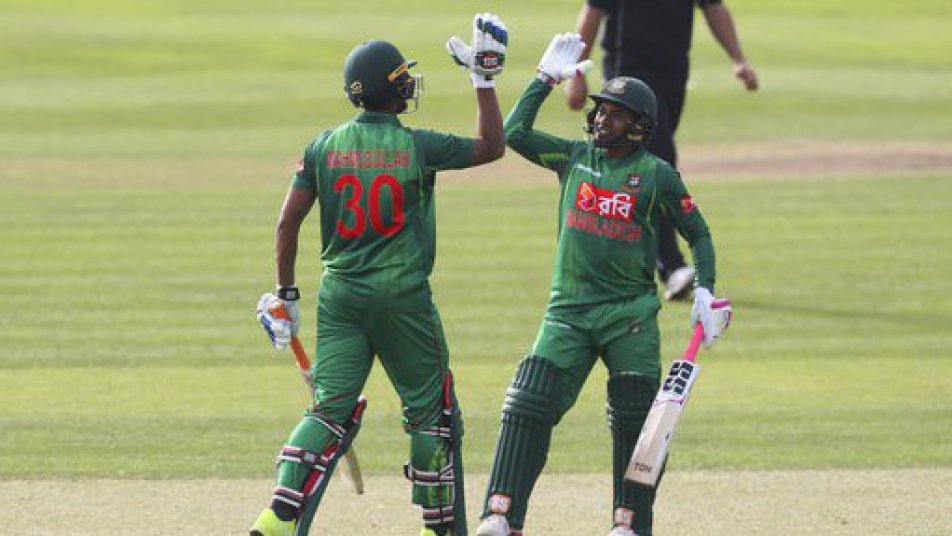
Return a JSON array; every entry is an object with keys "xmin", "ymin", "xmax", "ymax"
[{"xmin": 682, "ymin": 323, "xmax": 705, "ymax": 363}]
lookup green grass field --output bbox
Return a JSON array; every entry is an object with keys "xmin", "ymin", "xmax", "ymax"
[{"xmin": 1, "ymin": 0, "xmax": 950, "ymax": 491}]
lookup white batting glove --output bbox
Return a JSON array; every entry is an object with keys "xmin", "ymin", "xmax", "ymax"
[
  {"xmin": 536, "ymin": 33, "xmax": 593, "ymax": 86},
  {"xmin": 691, "ymin": 287, "xmax": 733, "ymax": 347},
  {"xmin": 256, "ymin": 292, "xmax": 300, "ymax": 350},
  {"xmin": 447, "ymin": 12, "xmax": 508, "ymax": 88}
]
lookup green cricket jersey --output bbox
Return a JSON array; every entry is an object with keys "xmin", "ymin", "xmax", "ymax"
[
  {"xmin": 293, "ymin": 111, "xmax": 475, "ymax": 309},
  {"xmin": 506, "ymin": 78, "xmax": 715, "ymax": 309}
]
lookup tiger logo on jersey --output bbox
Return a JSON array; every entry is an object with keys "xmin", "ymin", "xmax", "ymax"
[{"xmin": 577, "ymin": 181, "xmax": 598, "ymax": 212}]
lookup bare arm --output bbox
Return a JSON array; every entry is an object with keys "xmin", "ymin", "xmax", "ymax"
[
  {"xmin": 275, "ymin": 185, "xmax": 316, "ymax": 287},
  {"xmin": 470, "ymin": 86, "xmax": 505, "ymax": 165},
  {"xmin": 702, "ymin": 3, "xmax": 758, "ymax": 91},
  {"xmin": 566, "ymin": 4, "xmax": 606, "ymax": 110},
  {"xmin": 575, "ymin": 4, "xmax": 604, "ymax": 63}
]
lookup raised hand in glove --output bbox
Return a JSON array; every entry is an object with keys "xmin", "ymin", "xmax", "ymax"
[
  {"xmin": 536, "ymin": 33, "xmax": 593, "ymax": 86},
  {"xmin": 691, "ymin": 287, "xmax": 733, "ymax": 347},
  {"xmin": 256, "ymin": 290, "xmax": 300, "ymax": 350},
  {"xmin": 446, "ymin": 12, "xmax": 508, "ymax": 88}
]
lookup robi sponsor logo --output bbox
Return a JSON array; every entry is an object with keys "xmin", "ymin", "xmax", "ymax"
[
  {"xmin": 576, "ymin": 181, "xmax": 635, "ymax": 221},
  {"xmin": 567, "ymin": 182, "xmax": 642, "ymax": 241}
]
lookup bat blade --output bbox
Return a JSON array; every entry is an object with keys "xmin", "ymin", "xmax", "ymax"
[
  {"xmin": 625, "ymin": 359, "xmax": 700, "ymax": 487},
  {"xmin": 338, "ymin": 447, "xmax": 364, "ymax": 495}
]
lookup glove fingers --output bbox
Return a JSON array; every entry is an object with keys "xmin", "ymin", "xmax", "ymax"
[
  {"xmin": 559, "ymin": 59, "xmax": 593, "ymax": 81},
  {"xmin": 484, "ymin": 24, "xmax": 501, "ymax": 53},
  {"xmin": 573, "ymin": 33, "xmax": 584, "ymax": 60},
  {"xmin": 447, "ymin": 36, "xmax": 473, "ymax": 67},
  {"xmin": 554, "ymin": 33, "xmax": 568, "ymax": 58},
  {"xmin": 559, "ymin": 33, "xmax": 580, "ymax": 73},
  {"xmin": 484, "ymin": 15, "xmax": 507, "ymax": 47},
  {"xmin": 713, "ymin": 303, "xmax": 732, "ymax": 331},
  {"xmin": 544, "ymin": 34, "xmax": 559, "ymax": 57},
  {"xmin": 259, "ymin": 312, "xmax": 291, "ymax": 349},
  {"xmin": 282, "ymin": 301, "xmax": 300, "ymax": 334},
  {"xmin": 473, "ymin": 13, "xmax": 485, "ymax": 50},
  {"xmin": 257, "ymin": 292, "xmax": 278, "ymax": 313},
  {"xmin": 272, "ymin": 320, "xmax": 292, "ymax": 348},
  {"xmin": 494, "ymin": 19, "xmax": 508, "ymax": 47},
  {"xmin": 701, "ymin": 323, "xmax": 716, "ymax": 347}
]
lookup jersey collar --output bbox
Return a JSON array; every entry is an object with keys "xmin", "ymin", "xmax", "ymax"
[
  {"xmin": 597, "ymin": 145, "xmax": 647, "ymax": 164},
  {"xmin": 355, "ymin": 111, "xmax": 402, "ymax": 126}
]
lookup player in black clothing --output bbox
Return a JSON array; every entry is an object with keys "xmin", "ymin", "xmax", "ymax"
[{"xmin": 566, "ymin": 0, "xmax": 757, "ymax": 301}]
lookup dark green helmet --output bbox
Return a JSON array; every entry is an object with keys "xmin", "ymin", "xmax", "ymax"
[
  {"xmin": 585, "ymin": 77, "xmax": 657, "ymax": 147},
  {"xmin": 343, "ymin": 40, "xmax": 421, "ymax": 112}
]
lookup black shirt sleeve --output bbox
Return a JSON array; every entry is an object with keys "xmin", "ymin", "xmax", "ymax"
[{"xmin": 587, "ymin": 0, "xmax": 616, "ymax": 11}]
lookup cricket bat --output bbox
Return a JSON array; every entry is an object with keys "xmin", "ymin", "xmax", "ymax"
[
  {"xmin": 272, "ymin": 305, "xmax": 365, "ymax": 495},
  {"xmin": 625, "ymin": 323, "xmax": 706, "ymax": 488}
]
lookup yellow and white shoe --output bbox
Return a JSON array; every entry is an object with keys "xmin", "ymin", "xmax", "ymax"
[{"xmin": 249, "ymin": 508, "xmax": 296, "ymax": 536}]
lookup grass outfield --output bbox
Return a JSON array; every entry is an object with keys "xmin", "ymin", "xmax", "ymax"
[
  {"xmin": 2, "ymin": 0, "xmax": 951, "ymax": 157},
  {"xmin": 1, "ymin": 0, "xmax": 951, "ymax": 496},
  {"xmin": 2, "ymin": 167, "xmax": 950, "ymax": 478}
]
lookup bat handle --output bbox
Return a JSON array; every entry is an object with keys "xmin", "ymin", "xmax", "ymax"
[
  {"xmin": 683, "ymin": 323, "xmax": 705, "ymax": 362},
  {"xmin": 271, "ymin": 303, "xmax": 313, "ymax": 373},
  {"xmin": 290, "ymin": 337, "xmax": 311, "ymax": 371}
]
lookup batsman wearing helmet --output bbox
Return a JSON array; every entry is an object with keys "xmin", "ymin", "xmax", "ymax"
[
  {"xmin": 566, "ymin": 0, "xmax": 758, "ymax": 302},
  {"xmin": 475, "ymin": 34, "xmax": 731, "ymax": 536},
  {"xmin": 251, "ymin": 13, "xmax": 508, "ymax": 536}
]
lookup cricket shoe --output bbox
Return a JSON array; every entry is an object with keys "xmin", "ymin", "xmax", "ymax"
[
  {"xmin": 663, "ymin": 266, "xmax": 695, "ymax": 301},
  {"xmin": 476, "ymin": 513, "xmax": 524, "ymax": 536},
  {"xmin": 249, "ymin": 508, "xmax": 295, "ymax": 536}
]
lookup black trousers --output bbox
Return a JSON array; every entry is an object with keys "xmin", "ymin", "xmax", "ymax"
[{"xmin": 647, "ymin": 88, "xmax": 688, "ymax": 281}]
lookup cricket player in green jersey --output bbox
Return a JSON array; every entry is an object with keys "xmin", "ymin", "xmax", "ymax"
[
  {"xmin": 476, "ymin": 34, "xmax": 732, "ymax": 536},
  {"xmin": 251, "ymin": 14, "xmax": 509, "ymax": 536}
]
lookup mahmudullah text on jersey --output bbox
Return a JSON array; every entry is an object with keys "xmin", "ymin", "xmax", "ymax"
[{"xmin": 326, "ymin": 149, "xmax": 412, "ymax": 170}]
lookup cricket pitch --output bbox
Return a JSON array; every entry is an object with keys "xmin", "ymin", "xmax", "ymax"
[{"xmin": 2, "ymin": 469, "xmax": 949, "ymax": 535}]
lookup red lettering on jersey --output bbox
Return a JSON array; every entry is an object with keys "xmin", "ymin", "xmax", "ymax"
[
  {"xmin": 681, "ymin": 194, "xmax": 697, "ymax": 214},
  {"xmin": 575, "ymin": 182, "xmax": 635, "ymax": 221},
  {"xmin": 565, "ymin": 208, "xmax": 642, "ymax": 242}
]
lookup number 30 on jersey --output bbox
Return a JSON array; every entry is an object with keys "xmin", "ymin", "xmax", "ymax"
[{"xmin": 333, "ymin": 173, "xmax": 405, "ymax": 238}]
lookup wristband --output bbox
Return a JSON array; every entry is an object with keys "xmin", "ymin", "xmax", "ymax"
[{"xmin": 276, "ymin": 285, "xmax": 300, "ymax": 301}]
